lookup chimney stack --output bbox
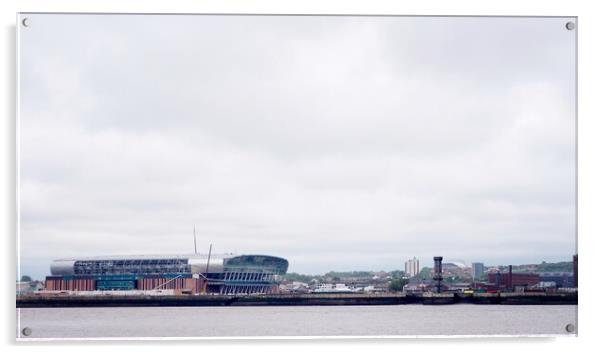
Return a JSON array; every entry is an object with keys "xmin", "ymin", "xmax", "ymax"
[
  {"xmin": 433, "ymin": 256, "xmax": 443, "ymax": 293},
  {"xmin": 573, "ymin": 254, "xmax": 578, "ymax": 288},
  {"xmin": 508, "ymin": 265, "xmax": 513, "ymax": 292},
  {"xmin": 495, "ymin": 271, "xmax": 501, "ymax": 288}
]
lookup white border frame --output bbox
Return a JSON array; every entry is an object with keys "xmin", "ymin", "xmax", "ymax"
[{"xmin": 3, "ymin": 0, "xmax": 601, "ymax": 352}]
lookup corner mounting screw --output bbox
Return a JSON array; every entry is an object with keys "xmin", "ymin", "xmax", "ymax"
[
  {"xmin": 565, "ymin": 323, "xmax": 575, "ymax": 333},
  {"xmin": 22, "ymin": 17, "xmax": 29, "ymax": 27},
  {"xmin": 22, "ymin": 327, "xmax": 32, "ymax": 336},
  {"xmin": 565, "ymin": 21, "xmax": 575, "ymax": 31}
]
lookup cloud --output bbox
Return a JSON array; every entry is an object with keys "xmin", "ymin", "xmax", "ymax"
[{"xmin": 18, "ymin": 15, "xmax": 575, "ymax": 278}]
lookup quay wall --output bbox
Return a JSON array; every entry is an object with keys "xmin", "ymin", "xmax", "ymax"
[{"xmin": 16, "ymin": 292, "xmax": 577, "ymax": 308}]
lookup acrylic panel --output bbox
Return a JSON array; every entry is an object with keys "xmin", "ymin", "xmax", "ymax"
[{"xmin": 16, "ymin": 13, "xmax": 577, "ymax": 339}]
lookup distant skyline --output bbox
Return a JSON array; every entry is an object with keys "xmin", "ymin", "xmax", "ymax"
[{"xmin": 19, "ymin": 15, "xmax": 576, "ymax": 280}]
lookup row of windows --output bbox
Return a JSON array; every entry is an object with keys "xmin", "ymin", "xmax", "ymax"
[
  {"xmin": 73, "ymin": 259, "xmax": 191, "ymax": 275},
  {"xmin": 223, "ymin": 271, "xmax": 276, "ymax": 282},
  {"xmin": 71, "ymin": 258, "xmax": 287, "ymax": 276}
]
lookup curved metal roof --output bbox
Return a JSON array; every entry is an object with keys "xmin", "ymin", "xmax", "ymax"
[{"xmin": 52, "ymin": 253, "xmax": 235, "ymax": 261}]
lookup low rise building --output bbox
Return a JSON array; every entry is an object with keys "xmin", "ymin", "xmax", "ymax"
[
  {"xmin": 487, "ymin": 272, "xmax": 540, "ymax": 289},
  {"xmin": 538, "ymin": 272, "xmax": 574, "ymax": 288}
]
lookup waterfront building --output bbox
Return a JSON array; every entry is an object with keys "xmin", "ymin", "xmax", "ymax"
[
  {"xmin": 16, "ymin": 280, "xmax": 43, "ymax": 296},
  {"xmin": 487, "ymin": 271, "xmax": 539, "ymax": 289},
  {"xmin": 471, "ymin": 262, "xmax": 485, "ymax": 279},
  {"xmin": 538, "ymin": 272, "xmax": 575, "ymax": 288},
  {"xmin": 404, "ymin": 257, "xmax": 420, "ymax": 277},
  {"xmin": 46, "ymin": 253, "xmax": 288, "ymax": 295}
]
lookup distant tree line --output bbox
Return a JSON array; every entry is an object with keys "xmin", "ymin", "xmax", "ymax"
[
  {"xmin": 388, "ymin": 277, "xmax": 409, "ymax": 292},
  {"xmin": 323, "ymin": 270, "xmax": 374, "ymax": 279},
  {"xmin": 283, "ymin": 270, "xmax": 405, "ymax": 284},
  {"xmin": 535, "ymin": 261, "xmax": 573, "ymax": 273},
  {"xmin": 282, "ymin": 260, "xmax": 573, "ymax": 287},
  {"xmin": 417, "ymin": 267, "xmax": 432, "ymax": 280},
  {"xmin": 282, "ymin": 272, "xmax": 316, "ymax": 283}
]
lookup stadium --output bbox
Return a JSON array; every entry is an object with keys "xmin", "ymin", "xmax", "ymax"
[{"xmin": 45, "ymin": 253, "xmax": 289, "ymax": 295}]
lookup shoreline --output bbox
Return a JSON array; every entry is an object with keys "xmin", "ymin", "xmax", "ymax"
[{"xmin": 16, "ymin": 292, "xmax": 577, "ymax": 308}]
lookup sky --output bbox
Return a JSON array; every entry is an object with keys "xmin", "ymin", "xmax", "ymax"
[{"xmin": 18, "ymin": 15, "xmax": 576, "ymax": 280}]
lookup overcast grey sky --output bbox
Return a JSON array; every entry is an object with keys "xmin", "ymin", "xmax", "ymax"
[{"xmin": 18, "ymin": 15, "xmax": 576, "ymax": 279}]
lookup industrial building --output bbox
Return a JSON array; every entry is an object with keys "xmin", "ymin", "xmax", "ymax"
[
  {"xmin": 487, "ymin": 267, "xmax": 540, "ymax": 290},
  {"xmin": 538, "ymin": 272, "xmax": 575, "ymax": 288},
  {"xmin": 45, "ymin": 253, "xmax": 289, "ymax": 295}
]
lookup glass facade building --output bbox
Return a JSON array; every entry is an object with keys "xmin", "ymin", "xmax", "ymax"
[
  {"xmin": 471, "ymin": 262, "xmax": 485, "ymax": 279},
  {"xmin": 47, "ymin": 254, "xmax": 289, "ymax": 294}
]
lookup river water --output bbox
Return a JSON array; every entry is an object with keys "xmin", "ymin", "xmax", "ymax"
[{"xmin": 17, "ymin": 305, "xmax": 577, "ymax": 339}]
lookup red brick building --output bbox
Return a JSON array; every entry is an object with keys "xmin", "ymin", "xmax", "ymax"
[{"xmin": 487, "ymin": 272, "xmax": 540, "ymax": 289}]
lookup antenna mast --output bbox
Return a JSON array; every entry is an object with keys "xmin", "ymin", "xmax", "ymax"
[
  {"xmin": 193, "ymin": 225, "xmax": 197, "ymax": 255},
  {"xmin": 205, "ymin": 243, "xmax": 213, "ymax": 274}
]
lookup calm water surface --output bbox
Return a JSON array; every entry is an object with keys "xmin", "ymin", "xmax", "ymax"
[{"xmin": 17, "ymin": 305, "xmax": 577, "ymax": 338}]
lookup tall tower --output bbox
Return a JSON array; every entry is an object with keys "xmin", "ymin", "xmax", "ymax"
[
  {"xmin": 471, "ymin": 262, "xmax": 484, "ymax": 279},
  {"xmin": 405, "ymin": 257, "xmax": 420, "ymax": 277},
  {"xmin": 573, "ymin": 254, "xmax": 578, "ymax": 288},
  {"xmin": 508, "ymin": 265, "xmax": 513, "ymax": 291},
  {"xmin": 433, "ymin": 256, "xmax": 443, "ymax": 293}
]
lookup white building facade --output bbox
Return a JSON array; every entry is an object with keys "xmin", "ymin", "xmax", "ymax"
[{"xmin": 404, "ymin": 257, "xmax": 420, "ymax": 277}]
